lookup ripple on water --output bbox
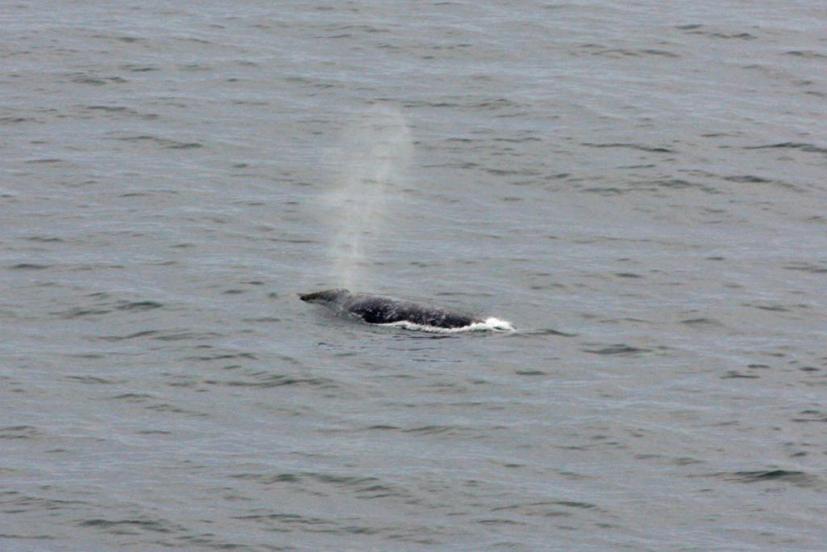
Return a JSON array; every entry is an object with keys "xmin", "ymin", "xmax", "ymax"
[
  {"xmin": 783, "ymin": 262, "xmax": 827, "ymax": 274},
  {"xmin": 583, "ymin": 344, "xmax": 650, "ymax": 355},
  {"xmin": 9, "ymin": 263, "xmax": 51, "ymax": 270},
  {"xmin": 792, "ymin": 410, "xmax": 827, "ymax": 423},
  {"xmin": 721, "ymin": 470, "xmax": 820, "ymax": 487},
  {"xmin": 202, "ymin": 374, "xmax": 337, "ymax": 389},
  {"xmin": 720, "ymin": 371, "xmax": 761, "ymax": 379},
  {"xmin": 65, "ymin": 375, "xmax": 124, "ymax": 385},
  {"xmin": 489, "ymin": 499, "xmax": 603, "ymax": 520},
  {"xmin": 581, "ymin": 142, "xmax": 676, "ymax": 153},
  {"xmin": 1, "ymin": 492, "xmax": 89, "ymax": 514},
  {"xmin": 113, "ymin": 135, "xmax": 204, "ymax": 150},
  {"xmin": 96, "ymin": 330, "xmax": 220, "ymax": 343},
  {"xmin": 744, "ymin": 142, "xmax": 827, "ymax": 155},
  {"xmin": 680, "ymin": 317, "xmax": 723, "ymax": 327},
  {"xmin": 0, "ymin": 426, "xmax": 42, "ymax": 440},
  {"xmin": 115, "ymin": 301, "xmax": 164, "ymax": 311},
  {"xmin": 520, "ymin": 328, "xmax": 577, "ymax": 337},
  {"xmin": 77, "ymin": 517, "xmax": 186, "ymax": 536},
  {"xmin": 231, "ymin": 471, "xmax": 412, "ymax": 500}
]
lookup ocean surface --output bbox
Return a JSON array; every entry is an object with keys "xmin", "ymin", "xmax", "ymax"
[{"xmin": 2, "ymin": 1, "xmax": 826, "ymax": 550}]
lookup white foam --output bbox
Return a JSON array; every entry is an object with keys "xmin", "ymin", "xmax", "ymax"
[{"xmin": 379, "ymin": 317, "xmax": 515, "ymax": 333}]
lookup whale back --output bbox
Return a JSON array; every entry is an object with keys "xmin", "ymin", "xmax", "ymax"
[
  {"xmin": 301, "ymin": 289, "xmax": 481, "ymax": 329},
  {"xmin": 337, "ymin": 294, "xmax": 477, "ymax": 329}
]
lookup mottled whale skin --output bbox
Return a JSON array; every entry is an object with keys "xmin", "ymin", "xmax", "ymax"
[{"xmin": 300, "ymin": 289, "xmax": 481, "ymax": 329}]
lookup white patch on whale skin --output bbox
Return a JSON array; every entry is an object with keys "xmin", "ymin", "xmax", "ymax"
[{"xmin": 379, "ymin": 316, "xmax": 515, "ymax": 333}]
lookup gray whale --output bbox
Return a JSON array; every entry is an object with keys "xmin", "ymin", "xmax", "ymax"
[{"xmin": 300, "ymin": 289, "xmax": 481, "ymax": 329}]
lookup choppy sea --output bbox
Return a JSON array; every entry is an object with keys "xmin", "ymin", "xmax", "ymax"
[{"xmin": 2, "ymin": 2, "xmax": 826, "ymax": 550}]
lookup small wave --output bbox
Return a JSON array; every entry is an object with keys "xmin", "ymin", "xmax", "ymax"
[{"xmin": 380, "ymin": 316, "xmax": 515, "ymax": 333}]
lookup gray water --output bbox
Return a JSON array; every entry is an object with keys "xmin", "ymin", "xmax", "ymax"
[{"xmin": 2, "ymin": 1, "xmax": 826, "ymax": 550}]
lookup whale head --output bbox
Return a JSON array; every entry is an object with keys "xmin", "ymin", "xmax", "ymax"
[{"xmin": 299, "ymin": 288, "xmax": 352, "ymax": 306}]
